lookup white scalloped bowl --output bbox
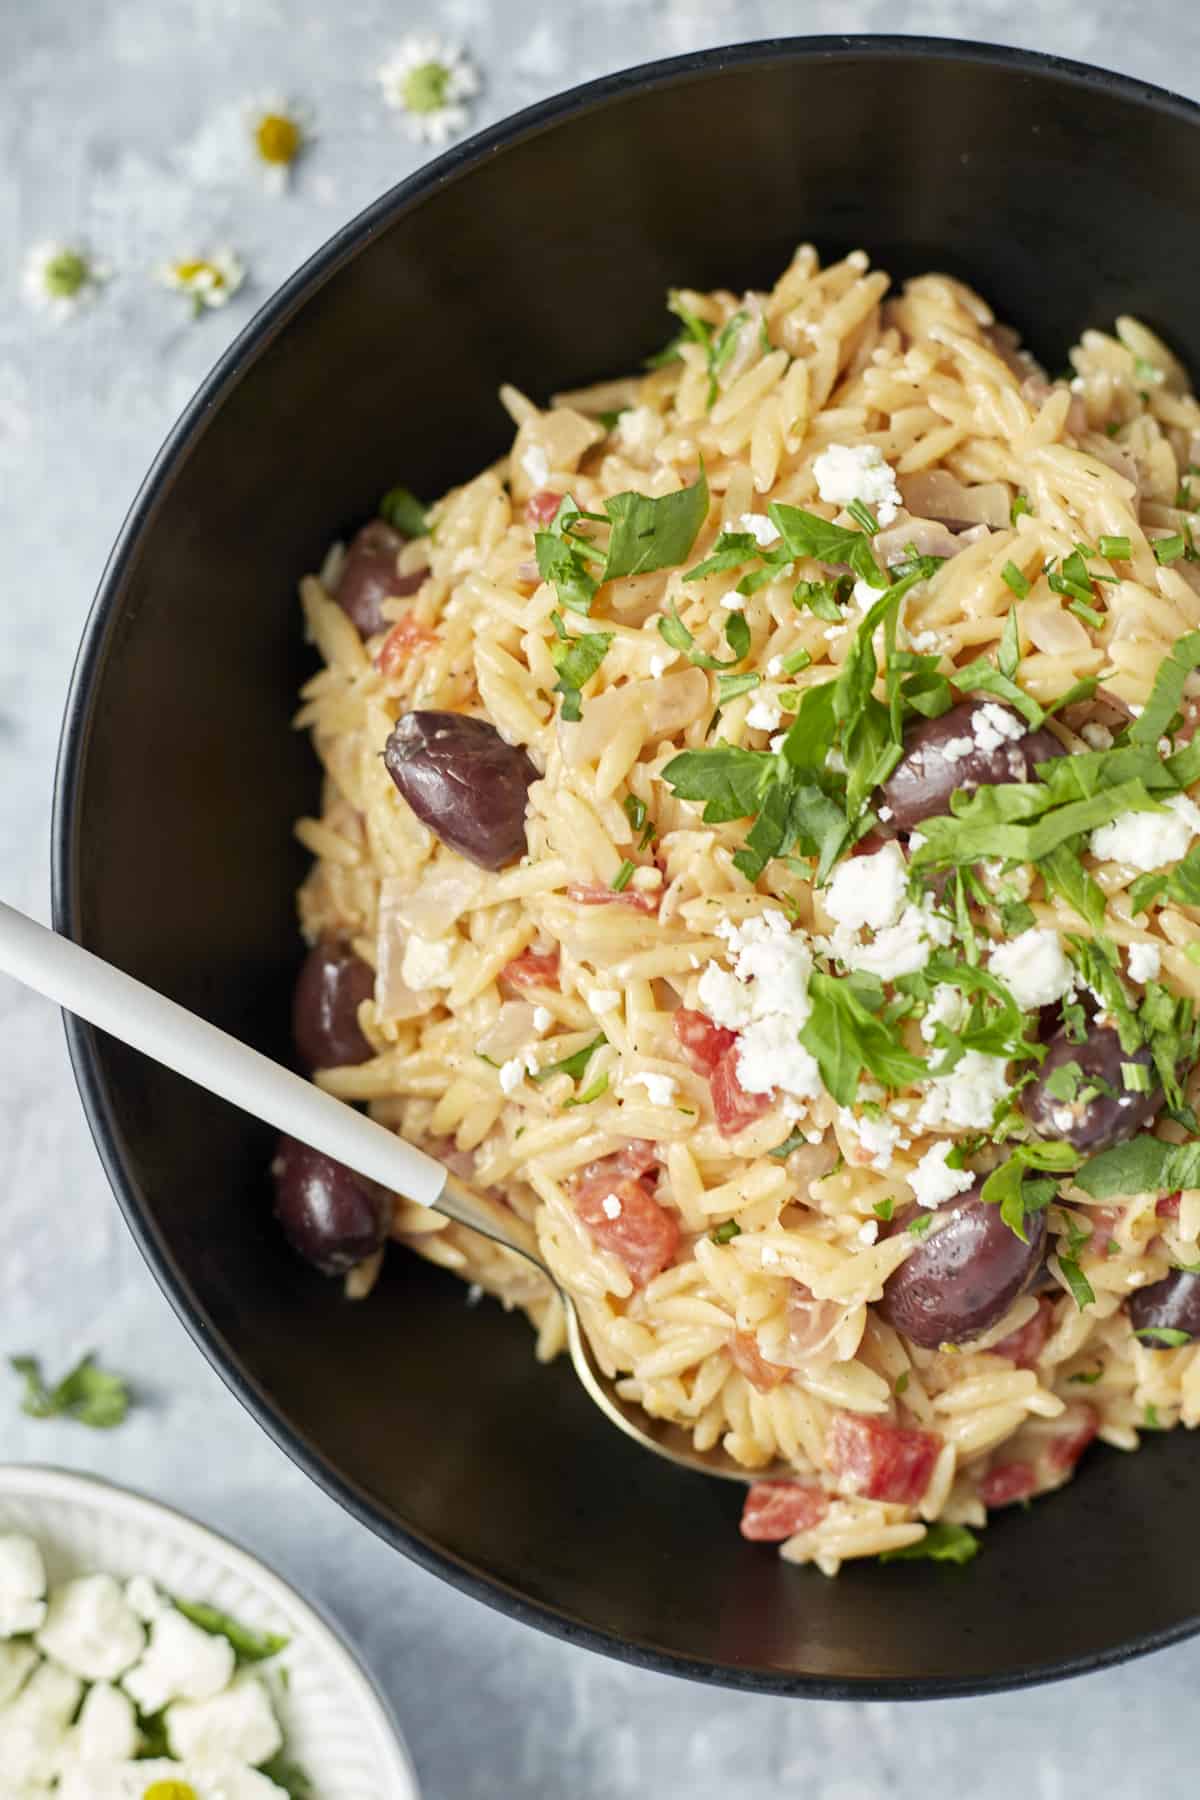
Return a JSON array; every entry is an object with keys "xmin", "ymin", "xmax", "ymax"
[{"xmin": 0, "ymin": 1465, "xmax": 420, "ymax": 1798}]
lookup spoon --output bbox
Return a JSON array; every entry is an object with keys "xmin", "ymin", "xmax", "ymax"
[{"xmin": 0, "ymin": 900, "xmax": 783, "ymax": 1484}]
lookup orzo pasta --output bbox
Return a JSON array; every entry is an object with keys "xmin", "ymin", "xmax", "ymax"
[{"xmin": 280, "ymin": 247, "xmax": 1200, "ymax": 1573}]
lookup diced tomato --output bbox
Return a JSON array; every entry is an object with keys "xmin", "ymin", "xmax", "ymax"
[
  {"xmin": 573, "ymin": 1175, "xmax": 680, "ymax": 1287},
  {"xmin": 1157, "ymin": 1191, "xmax": 1182, "ymax": 1219},
  {"xmin": 827, "ymin": 1410, "xmax": 941, "ymax": 1505},
  {"xmin": 673, "ymin": 1009, "xmax": 737, "ymax": 1076},
  {"xmin": 375, "ymin": 614, "xmax": 438, "ymax": 676},
  {"xmin": 567, "ymin": 881, "xmax": 661, "ymax": 914},
  {"xmin": 1082, "ymin": 1206, "xmax": 1123, "ymax": 1256},
  {"xmin": 979, "ymin": 1461, "xmax": 1039, "ymax": 1508},
  {"xmin": 526, "ymin": 488, "xmax": 564, "ymax": 528},
  {"xmin": 728, "ymin": 1331, "xmax": 790, "ymax": 1394},
  {"xmin": 710, "ymin": 1044, "xmax": 773, "ymax": 1136},
  {"xmin": 578, "ymin": 1141, "xmax": 659, "ymax": 1187},
  {"xmin": 991, "ymin": 1298, "xmax": 1055, "ymax": 1369},
  {"xmin": 1045, "ymin": 1403, "xmax": 1099, "ymax": 1474},
  {"xmin": 740, "ymin": 1481, "xmax": 829, "ymax": 1542},
  {"xmin": 500, "ymin": 946, "xmax": 561, "ymax": 992}
]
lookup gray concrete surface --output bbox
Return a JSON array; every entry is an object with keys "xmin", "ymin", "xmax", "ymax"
[{"xmin": 2, "ymin": 2, "xmax": 1199, "ymax": 1794}]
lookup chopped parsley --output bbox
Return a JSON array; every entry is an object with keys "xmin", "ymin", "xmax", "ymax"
[
  {"xmin": 799, "ymin": 970, "xmax": 926, "ymax": 1105},
  {"xmin": 1058, "ymin": 1253, "xmax": 1096, "ymax": 1312},
  {"xmin": 768, "ymin": 1128, "xmax": 809, "ymax": 1160},
  {"xmin": 535, "ymin": 468, "xmax": 709, "ymax": 616},
  {"xmin": 1133, "ymin": 1326, "xmax": 1193, "ymax": 1348},
  {"xmin": 716, "ymin": 671, "xmax": 762, "ymax": 705},
  {"xmin": 549, "ymin": 613, "xmax": 612, "ymax": 721},
  {"xmin": 980, "ymin": 1142, "xmax": 1080, "ymax": 1240},
  {"xmin": 873, "ymin": 1197, "xmax": 895, "ymax": 1222},
  {"xmin": 533, "ymin": 1033, "xmax": 608, "ymax": 1085},
  {"xmin": 710, "ymin": 1219, "xmax": 742, "ymax": 1244},
  {"xmin": 611, "ymin": 859, "xmax": 635, "ymax": 893},
  {"xmin": 658, "ymin": 602, "xmax": 747, "ymax": 671},
  {"xmin": 1002, "ymin": 561, "xmax": 1031, "ymax": 599},
  {"xmin": 879, "ymin": 1523, "xmax": 980, "ymax": 1565},
  {"xmin": 564, "ymin": 1071, "xmax": 610, "ymax": 1108},
  {"xmin": 379, "ymin": 486, "xmax": 428, "ymax": 537},
  {"xmin": 10, "ymin": 1352, "xmax": 130, "ymax": 1429},
  {"xmin": 1099, "ymin": 535, "xmax": 1131, "ymax": 561}
]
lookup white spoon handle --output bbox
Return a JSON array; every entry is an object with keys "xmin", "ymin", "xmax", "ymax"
[{"xmin": 0, "ymin": 900, "xmax": 446, "ymax": 1209}]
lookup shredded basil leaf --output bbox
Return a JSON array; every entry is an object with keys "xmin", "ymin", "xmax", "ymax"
[
  {"xmin": 1128, "ymin": 630, "xmax": 1200, "ymax": 745},
  {"xmin": 710, "ymin": 1219, "xmax": 742, "ymax": 1244},
  {"xmin": 549, "ymin": 616, "xmax": 612, "ymax": 722},
  {"xmin": 603, "ymin": 467, "xmax": 710, "ymax": 579},
  {"xmin": 1134, "ymin": 1326, "xmax": 1193, "ymax": 1347},
  {"xmin": 611, "ymin": 859, "xmax": 635, "ymax": 893},
  {"xmin": 1077, "ymin": 1135, "xmax": 1200, "ymax": 1198},
  {"xmin": 1058, "ymin": 1255, "xmax": 1096, "ymax": 1311},
  {"xmin": 174, "ymin": 1598, "xmax": 289, "ymax": 1663},
  {"xmin": 1002, "ymin": 562, "xmax": 1031, "ymax": 600},
  {"xmin": 533, "ymin": 1034, "xmax": 607, "ymax": 1084}
]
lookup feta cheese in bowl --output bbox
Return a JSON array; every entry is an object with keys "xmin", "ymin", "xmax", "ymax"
[{"xmin": 0, "ymin": 1466, "xmax": 418, "ymax": 1799}]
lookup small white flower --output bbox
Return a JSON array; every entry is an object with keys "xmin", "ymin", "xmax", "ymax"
[
  {"xmin": 244, "ymin": 94, "xmax": 314, "ymax": 193},
  {"xmin": 22, "ymin": 241, "xmax": 109, "ymax": 322},
  {"xmin": 378, "ymin": 36, "xmax": 481, "ymax": 145},
  {"xmin": 158, "ymin": 249, "xmax": 246, "ymax": 318}
]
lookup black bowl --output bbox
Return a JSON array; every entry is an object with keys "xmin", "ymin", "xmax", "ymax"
[{"xmin": 54, "ymin": 37, "xmax": 1200, "ymax": 1696}]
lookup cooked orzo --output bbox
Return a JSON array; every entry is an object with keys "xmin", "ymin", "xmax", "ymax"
[{"xmin": 281, "ymin": 246, "xmax": 1200, "ymax": 1573}]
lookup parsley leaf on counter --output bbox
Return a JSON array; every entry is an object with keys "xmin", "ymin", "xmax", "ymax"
[
  {"xmin": 175, "ymin": 1598, "xmax": 290, "ymax": 1663},
  {"xmin": 10, "ymin": 1352, "xmax": 130, "ymax": 1429},
  {"xmin": 879, "ymin": 1523, "xmax": 980, "ymax": 1566}
]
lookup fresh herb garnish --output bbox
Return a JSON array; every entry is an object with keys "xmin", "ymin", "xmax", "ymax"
[
  {"xmin": 535, "ymin": 468, "xmax": 709, "ymax": 615},
  {"xmin": 873, "ymin": 1197, "xmax": 895, "ymax": 1222},
  {"xmin": 379, "ymin": 486, "xmax": 428, "ymax": 537},
  {"xmin": 564, "ymin": 1071, "xmax": 610, "ymax": 1108},
  {"xmin": 611, "ymin": 859, "xmax": 635, "ymax": 893},
  {"xmin": 1058, "ymin": 1254, "xmax": 1096, "ymax": 1312},
  {"xmin": 711, "ymin": 1219, "xmax": 742, "ymax": 1244},
  {"xmin": 533, "ymin": 1033, "xmax": 608, "ymax": 1085},
  {"xmin": 1154, "ymin": 534, "xmax": 1187, "ymax": 565},
  {"xmin": 768, "ymin": 1128, "xmax": 808, "ymax": 1161},
  {"xmin": 10, "ymin": 1352, "xmax": 130, "ymax": 1429},
  {"xmin": 658, "ymin": 603, "xmax": 746, "ymax": 672},
  {"xmin": 1128, "ymin": 630, "xmax": 1200, "ymax": 745},
  {"xmin": 259, "ymin": 1755, "xmax": 314, "ymax": 1800},
  {"xmin": 174, "ymin": 1598, "xmax": 289, "ymax": 1662},
  {"xmin": 879, "ymin": 1523, "xmax": 980, "ymax": 1565},
  {"xmin": 1099, "ymin": 535, "xmax": 1131, "ymax": 561},
  {"xmin": 549, "ymin": 613, "xmax": 612, "ymax": 722},
  {"xmin": 980, "ymin": 1142, "xmax": 1081, "ymax": 1240},
  {"xmin": 1133, "ymin": 1326, "xmax": 1193, "ymax": 1348},
  {"xmin": 1002, "ymin": 561, "xmax": 1031, "ymax": 599},
  {"xmin": 799, "ymin": 970, "xmax": 927, "ymax": 1105}
]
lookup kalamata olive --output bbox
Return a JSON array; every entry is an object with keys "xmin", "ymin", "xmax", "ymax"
[
  {"xmin": 877, "ymin": 1182, "xmax": 1047, "ymax": 1348},
  {"xmin": 293, "ymin": 939, "xmax": 375, "ymax": 1071},
  {"xmin": 879, "ymin": 699, "xmax": 1062, "ymax": 833},
  {"xmin": 1021, "ymin": 1023, "xmax": 1162, "ymax": 1152},
  {"xmin": 336, "ymin": 521, "xmax": 427, "ymax": 638},
  {"xmin": 271, "ymin": 1135, "xmax": 386, "ymax": 1274},
  {"xmin": 1129, "ymin": 1269, "xmax": 1200, "ymax": 1344},
  {"xmin": 383, "ymin": 710, "xmax": 537, "ymax": 870}
]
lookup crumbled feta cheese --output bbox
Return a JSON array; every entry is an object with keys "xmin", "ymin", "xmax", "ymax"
[
  {"xmin": 0, "ymin": 1639, "xmax": 37, "ymax": 1705},
  {"xmin": 520, "ymin": 443, "xmax": 550, "ymax": 488},
  {"xmin": 971, "ymin": 702, "xmax": 1026, "ymax": 753},
  {"xmin": 616, "ymin": 405, "xmax": 662, "ymax": 457},
  {"xmin": 910, "ymin": 630, "xmax": 941, "ymax": 653},
  {"xmin": 1052, "ymin": 1104, "xmax": 1076, "ymax": 1134},
  {"xmin": 166, "ymin": 1673, "xmax": 283, "ymax": 1767},
  {"xmin": 857, "ymin": 1220, "xmax": 880, "ymax": 1245},
  {"xmin": 589, "ymin": 988, "xmax": 621, "ymax": 1012},
  {"xmin": 850, "ymin": 575, "xmax": 881, "ymax": 611},
  {"xmin": 939, "ymin": 734, "xmax": 976, "ymax": 764},
  {"xmin": 719, "ymin": 589, "xmax": 746, "ymax": 610},
  {"xmin": 838, "ymin": 899, "xmax": 952, "ymax": 981},
  {"xmin": 70, "ymin": 1681, "xmax": 139, "ymax": 1761},
  {"xmin": 736, "ymin": 1013, "xmax": 822, "ymax": 1098},
  {"xmin": 121, "ymin": 1605, "xmax": 236, "ymax": 1715},
  {"xmin": 697, "ymin": 962, "xmax": 754, "ymax": 1030},
  {"xmin": 746, "ymin": 694, "xmax": 783, "ymax": 733},
  {"xmin": 400, "ymin": 932, "xmax": 455, "ymax": 989},
  {"xmin": 1127, "ymin": 942, "xmax": 1162, "ymax": 983},
  {"xmin": 124, "ymin": 1575, "xmax": 167, "ymax": 1624},
  {"xmin": 626, "ymin": 1071, "xmax": 678, "ymax": 1107},
  {"xmin": 989, "ymin": 929, "xmax": 1075, "ymax": 1010},
  {"xmin": 736, "ymin": 511, "xmax": 780, "ymax": 547},
  {"xmin": 910, "ymin": 1141, "xmax": 976, "ymax": 1209},
  {"xmin": 648, "ymin": 653, "xmax": 670, "ymax": 677},
  {"xmin": 1080, "ymin": 721, "xmax": 1114, "ymax": 750},
  {"xmin": 877, "ymin": 805, "xmax": 894, "ymax": 822},
  {"xmin": 0, "ymin": 1536, "xmax": 47, "ymax": 1639},
  {"xmin": 36, "ymin": 1575, "xmax": 144, "ymax": 1682},
  {"xmin": 498, "ymin": 1056, "xmax": 526, "ymax": 1095},
  {"xmin": 761, "ymin": 1244, "xmax": 781, "ymax": 1266},
  {"xmin": 917, "ymin": 1051, "xmax": 1011, "ymax": 1131},
  {"xmin": 532, "ymin": 1005, "xmax": 553, "ymax": 1033},
  {"xmin": 919, "ymin": 983, "xmax": 970, "ymax": 1044},
  {"xmin": 1090, "ymin": 794, "xmax": 1200, "ymax": 871},
  {"xmin": 766, "ymin": 655, "xmax": 784, "ymax": 677},
  {"xmin": 824, "ymin": 841, "xmax": 907, "ymax": 933},
  {"xmin": 842, "ymin": 1108, "xmax": 907, "ymax": 1171},
  {"xmin": 601, "ymin": 1193, "xmax": 623, "ymax": 1220},
  {"xmin": 718, "ymin": 911, "xmax": 814, "ymax": 1022},
  {"xmin": 812, "ymin": 442, "xmax": 902, "ymax": 525},
  {"xmin": 825, "ymin": 746, "xmax": 848, "ymax": 773}
]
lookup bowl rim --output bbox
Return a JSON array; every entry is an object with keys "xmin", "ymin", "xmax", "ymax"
[
  {"xmin": 51, "ymin": 33, "xmax": 1200, "ymax": 1700},
  {"xmin": 0, "ymin": 1462, "xmax": 420, "ymax": 1794}
]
